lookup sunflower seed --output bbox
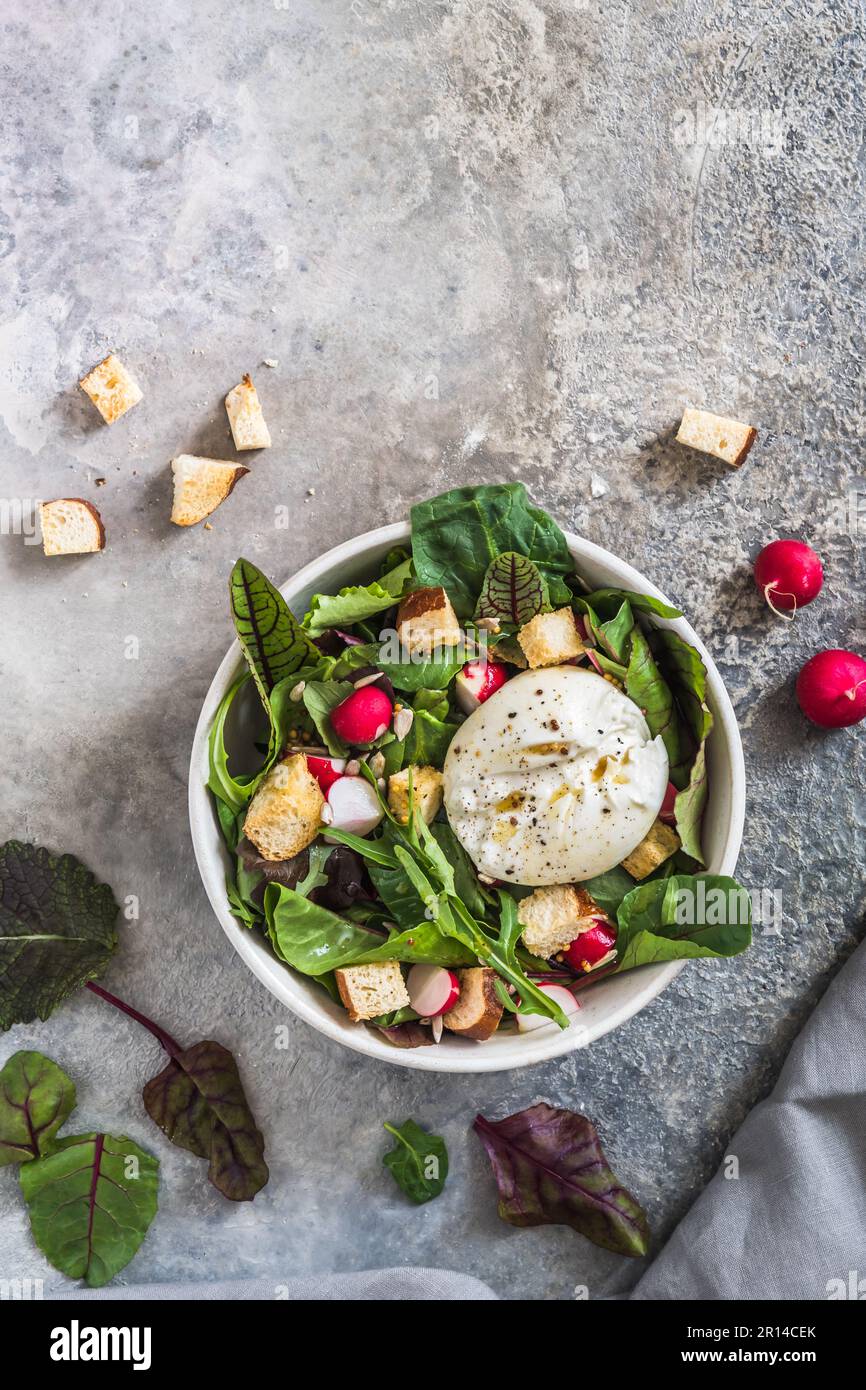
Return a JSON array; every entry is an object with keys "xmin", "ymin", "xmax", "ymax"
[
  {"xmin": 431, "ymin": 1015, "xmax": 444, "ymax": 1043},
  {"xmin": 344, "ymin": 758, "xmax": 361, "ymax": 776},
  {"xmin": 393, "ymin": 707, "xmax": 414, "ymax": 741},
  {"xmin": 320, "ymin": 803, "xmax": 334, "ymax": 825},
  {"xmin": 353, "ymin": 671, "xmax": 382, "ymax": 690},
  {"xmin": 368, "ymin": 751, "xmax": 386, "ymax": 777},
  {"xmin": 289, "ymin": 680, "xmax": 306, "ymax": 702}
]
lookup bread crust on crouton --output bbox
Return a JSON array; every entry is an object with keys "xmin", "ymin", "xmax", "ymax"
[
  {"xmin": 517, "ymin": 608, "xmax": 585, "ymax": 668},
  {"xmin": 676, "ymin": 407, "xmax": 757, "ymax": 468},
  {"xmin": 243, "ymin": 753, "xmax": 324, "ymax": 861},
  {"xmin": 396, "ymin": 586, "xmax": 461, "ymax": 657},
  {"xmin": 443, "ymin": 968, "xmax": 503, "ymax": 1040},
  {"xmin": 40, "ymin": 498, "xmax": 106, "ymax": 556},
  {"xmin": 335, "ymin": 961, "xmax": 410, "ymax": 1022},
  {"xmin": 170, "ymin": 454, "xmax": 249, "ymax": 526},
  {"xmin": 621, "ymin": 819, "xmax": 680, "ymax": 880},
  {"xmin": 225, "ymin": 374, "xmax": 271, "ymax": 450},
  {"xmin": 388, "ymin": 765, "xmax": 444, "ymax": 825},
  {"xmin": 79, "ymin": 353, "xmax": 143, "ymax": 425},
  {"xmin": 517, "ymin": 883, "xmax": 602, "ymax": 958}
]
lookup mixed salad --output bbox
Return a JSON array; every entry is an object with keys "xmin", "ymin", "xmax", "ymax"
[{"xmin": 208, "ymin": 483, "xmax": 751, "ymax": 1047}]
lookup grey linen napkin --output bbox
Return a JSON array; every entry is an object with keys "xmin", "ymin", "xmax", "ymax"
[{"xmin": 52, "ymin": 941, "xmax": 866, "ymax": 1302}]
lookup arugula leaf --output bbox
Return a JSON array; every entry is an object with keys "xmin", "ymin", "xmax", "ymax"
[
  {"xmin": 19, "ymin": 1132, "xmax": 159, "ymax": 1287},
  {"xmin": 303, "ymin": 557, "xmax": 414, "ymax": 636},
  {"xmin": 625, "ymin": 630, "xmax": 691, "ymax": 788},
  {"xmin": 302, "ymin": 680, "xmax": 355, "ymax": 757},
  {"xmin": 143, "ymin": 1040, "xmax": 268, "ymax": 1203},
  {"xmin": 264, "ymin": 883, "xmax": 474, "ymax": 973},
  {"xmin": 615, "ymin": 873, "xmax": 752, "ymax": 970},
  {"xmin": 230, "ymin": 557, "xmax": 319, "ymax": 703},
  {"xmin": 0, "ymin": 843, "xmax": 118, "ymax": 1031},
  {"xmin": 411, "ymin": 484, "xmax": 574, "ymax": 618},
  {"xmin": 475, "ymin": 552, "xmax": 549, "ymax": 627},
  {"xmin": 383, "ymin": 1119, "xmax": 448, "ymax": 1203},
  {"xmin": 0, "ymin": 1052, "xmax": 76, "ymax": 1166},
  {"xmin": 474, "ymin": 1103, "xmax": 650, "ymax": 1257}
]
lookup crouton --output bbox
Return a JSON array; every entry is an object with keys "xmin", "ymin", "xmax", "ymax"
[
  {"xmin": 335, "ymin": 961, "xmax": 410, "ymax": 1022},
  {"xmin": 79, "ymin": 353, "xmax": 143, "ymax": 425},
  {"xmin": 387, "ymin": 765, "xmax": 444, "ymax": 825},
  {"xmin": 621, "ymin": 819, "xmax": 681, "ymax": 880},
  {"xmin": 170, "ymin": 454, "xmax": 249, "ymax": 526},
  {"xmin": 517, "ymin": 884, "xmax": 601, "ymax": 958},
  {"xmin": 517, "ymin": 607, "xmax": 585, "ymax": 668},
  {"xmin": 243, "ymin": 753, "xmax": 324, "ymax": 861},
  {"xmin": 40, "ymin": 499, "xmax": 105, "ymax": 556},
  {"xmin": 396, "ymin": 586, "xmax": 461, "ymax": 657},
  {"xmin": 225, "ymin": 374, "xmax": 271, "ymax": 451},
  {"xmin": 676, "ymin": 407, "xmax": 757, "ymax": 468},
  {"xmin": 443, "ymin": 968, "xmax": 503, "ymax": 1041}
]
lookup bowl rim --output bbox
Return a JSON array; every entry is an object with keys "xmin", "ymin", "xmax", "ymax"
[{"xmin": 188, "ymin": 521, "xmax": 746, "ymax": 1073}]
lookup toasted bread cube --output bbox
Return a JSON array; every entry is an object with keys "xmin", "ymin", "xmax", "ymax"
[
  {"xmin": 396, "ymin": 586, "xmax": 461, "ymax": 657},
  {"xmin": 517, "ymin": 884, "xmax": 601, "ymax": 958},
  {"xmin": 40, "ymin": 499, "xmax": 105, "ymax": 556},
  {"xmin": 676, "ymin": 407, "xmax": 757, "ymax": 468},
  {"xmin": 621, "ymin": 819, "xmax": 680, "ymax": 880},
  {"xmin": 335, "ymin": 961, "xmax": 410, "ymax": 1022},
  {"xmin": 170, "ymin": 454, "xmax": 249, "ymax": 527},
  {"xmin": 79, "ymin": 353, "xmax": 142, "ymax": 425},
  {"xmin": 387, "ymin": 765, "xmax": 444, "ymax": 825},
  {"xmin": 243, "ymin": 753, "xmax": 324, "ymax": 861},
  {"xmin": 443, "ymin": 968, "xmax": 503, "ymax": 1041},
  {"xmin": 225, "ymin": 374, "xmax": 271, "ymax": 450},
  {"xmin": 517, "ymin": 608, "xmax": 585, "ymax": 668}
]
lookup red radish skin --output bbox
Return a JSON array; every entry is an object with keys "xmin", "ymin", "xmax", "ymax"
[
  {"xmin": 406, "ymin": 965, "xmax": 460, "ymax": 1018},
  {"xmin": 564, "ymin": 920, "xmax": 618, "ymax": 973},
  {"xmin": 659, "ymin": 780, "xmax": 678, "ymax": 826},
  {"xmin": 306, "ymin": 755, "xmax": 346, "ymax": 795},
  {"xmin": 330, "ymin": 686, "xmax": 393, "ymax": 744},
  {"xmin": 754, "ymin": 539, "xmax": 823, "ymax": 619},
  {"xmin": 454, "ymin": 660, "xmax": 509, "ymax": 714},
  {"xmin": 796, "ymin": 649, "xmax": 866, "ymax": 728},
  {"xmin": 325, "ymin": 776, "xmax": 384, "ymax": 836},
  {"xmin": 517, "ymin": 983, "xmax": 581, "ymax": 1032}
]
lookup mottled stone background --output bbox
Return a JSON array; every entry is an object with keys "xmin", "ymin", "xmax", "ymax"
[{"xmin": 1, "ymin": 0, "xmax": 863, "ymax": 1299}]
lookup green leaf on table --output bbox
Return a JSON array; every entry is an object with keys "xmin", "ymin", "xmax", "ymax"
[
  {"xmin": 302, "ymin": 680, "xmax": 355, "ymax": 757},
  {"xmin": 411, "ymin": 483, "xmax": 574, "ymax": 618},
  {"xmin": 475, "ymin": 552, "xmax": 549, "ymax": 628},
  {"xmin": 383, "ymin": 1118, "xmax": 448, "ymax": 1204},
  {"xmin": 19, "ymin": 1132, "xmax": 159, "ymax": 1288},
  {"xmin": 230, "ymin": 557, "xmax": 319, "ymax": 704},
  {"xmin": 143, "ymin": 1040, "xmax": 268, "ymax": 1203},
  {"xmin": 302, "ymin": 557, "xmax": 414, "ymax": 636},
  {"xmin": 0, "ymin": 843, "xmax": 118, "ymax": 1031},
  {"xmin": 0, "ymin": 1051, "xmax": 76, "ymax": 1166},
  {"xmin": 614, "ymin": 873, "xmax": 752, "ymax": 971},
  {"xmin": 474, "ymin": 1103, "xmax": 650, "ymax": 1257}
]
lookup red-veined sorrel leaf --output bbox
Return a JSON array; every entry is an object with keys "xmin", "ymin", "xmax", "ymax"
[
  {"xmin": 474, "ymin": 1102, "xmax": 650, "ymax": 1257},
  {"xmin": 475, "ymin": 552, "xmax": 548, "ymax": 627},
  {"xmin": 0, "ymin": 1051, "xmax": 76, "ymax": 1165}
]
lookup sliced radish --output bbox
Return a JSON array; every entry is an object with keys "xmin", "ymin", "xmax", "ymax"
[
  {"xmin": 796, "ymin": 649, "xmax": 866, "ymax": 728},
  {"xmin": 659, "ymin": 780, "xmax": 678, "ymax": 825},
  {"xmin": 325, "ymin": 775, "xmax": 384, "ymax": 837},
  {"xmin": 565, "ymin": 920, "xmax": 617, "ymax": 972},
  {"xmin": 306, "ymin": 755, "xmax": 346, "ymax": 795},
  {"xmin": 406, "ymin": 965, "xmax": 460, "ymax": 1017},
  {"xmin": 754, "ymin": 539, "xmax": 823, "ymax": 618},
  {"xmin": 330, "ymin": 685, "xmax": 393, "ymax": 744},
  {"xmin": 517, "ymin": 983, "xmax": 580, "ymax": 1032},
  {"xmin": 454, "ymin": 660, "xmax": 509, "ymax": 714}
]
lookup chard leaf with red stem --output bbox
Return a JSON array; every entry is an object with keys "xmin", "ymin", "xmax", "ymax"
[
  {"xmin": 474, "ymin": 1102, "xmax": 650, "ymax": 1257},
  {"xmin": 0, "ymin": 1051, "xmax": 76, "ymax": 1165}
]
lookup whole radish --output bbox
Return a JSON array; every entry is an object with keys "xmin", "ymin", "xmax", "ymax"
[
  {"xmin": 754, "ymin": 539, "xmax": 823, "ymax": 618},
  {"xmin": 796, "ymin": 649, "xmax": 866, "ymax": 728},
  {"xmin": 330, "ymin": 685, "xmax": 392, "ymax": 744}
]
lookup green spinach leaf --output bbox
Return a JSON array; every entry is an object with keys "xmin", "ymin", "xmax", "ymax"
[
  {"xmin": 383, "ymin": 1119, "xmax": 448, "ymax": 1204},
  {"xmin": 583, "ymin": 865, "xmax": 636, "ymax": 918},
  {"xmin": 615, "ymin": 873, "xmax": 752, "ymax": 970},
  {"xmin": 625, "ymin": 629, "xmax": 691, "ymax": 788}
]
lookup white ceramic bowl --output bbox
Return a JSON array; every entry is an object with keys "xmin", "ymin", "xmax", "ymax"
[{"xmin": 189, "ymin": 523, "xmax": 745, "ymax": 1073}]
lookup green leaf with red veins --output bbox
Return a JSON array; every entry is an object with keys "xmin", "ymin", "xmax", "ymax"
[
  {"xmin": 230, "ymin": 557, "xmax": 320, "ymax": 705},
  {"xmin": 143, "ymin": 1040, "xmax": 269, "ymax": 1203},
  {"xmin": 19, "ymin": 1132, "xmax": 159, "ymax": 1288},
  {"xmin": 474, "ymin": 1103, "xmax": 650, "ymax": 1257},
  {"xmin": 475, "ymin": 551, "xmax": 549, "ymax": 628},
  {"xmin": 0, "ymin": 842, "xmax": 118, "ymax": 1031},
  {"xmin": 0, "ymin": 1051, "xmax": 76, "ymax": 1165}
]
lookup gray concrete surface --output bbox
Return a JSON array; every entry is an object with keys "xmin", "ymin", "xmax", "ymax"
[{"xmin": 1, "ymin": 0, "xmax": 864, "ymax": 1300}]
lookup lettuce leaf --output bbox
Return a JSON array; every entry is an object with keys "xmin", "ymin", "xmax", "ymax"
[{"xmin": 302, "ymin": 557, "xmax": 414, "ymax": 636}]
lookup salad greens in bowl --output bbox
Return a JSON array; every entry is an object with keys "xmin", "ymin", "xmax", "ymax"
[{"xmin": 189, "ymin": 484, "xmax": 747, "ymax": 1072}]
